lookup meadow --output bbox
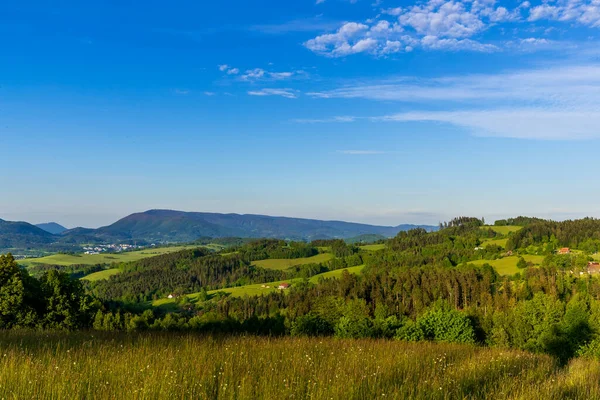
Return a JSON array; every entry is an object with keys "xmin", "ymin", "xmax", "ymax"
[
  {"xmin": 358, "ymin": 243, "xmax": 386, "ymax": 251},
  {"xmin": 1, "ymin": 331, "xmax": 599, "ymax": 400},
  {"xmin": 471, "ymin": 255, "xmax": 545, "ymax": 276},
  {"xmin": 481, "ymin": 237, "xmax": 509, "ymax": 248},
  {"xmin": 81, "ymin": 268, "xmax": 121, "ymax": 281},
  {"xmin": 17, "ymin": 245, "xmax": 208, "ymax": 268},
  {"xmin": 483, "ymin": 225, "xmax": 522, "ymax": 235}
]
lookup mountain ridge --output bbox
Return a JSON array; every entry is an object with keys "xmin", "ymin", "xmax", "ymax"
[
  {"xmin": 0, "ymin": 209, "xmax": 438, "ymax": 251},
  {"xmin": 35, "ymin": 222, "xmax": 68, "ymax": 235}
]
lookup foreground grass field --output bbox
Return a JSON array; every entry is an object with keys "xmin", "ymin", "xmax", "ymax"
[
  {"xmin": 471, "ymin": 255, "xmax": 545, "ymax": 276},
  {"xmin": 1, "ymin": 331, "xmax": 599, "ymax": 399},
  {"xmin": 18, "ymin": 245, "xmax": 207, "ymax": 267},
  {"xmin": 251, "ymin": 253, "xmax": 334, "ymax": 270}
]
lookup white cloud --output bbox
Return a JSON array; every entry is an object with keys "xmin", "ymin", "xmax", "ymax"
[
  {"xmin": 304, "ymin": 0, "xmax": 518, "ymax": 56},
  {"xmin": 398, "ymin": 0, "xmax": 487, "ymax": 38},
  {"xmin": 219, "ymin": 66, "xmax": 304, "ymax": 81},
  {"xmin": 218, "ymin": 65, "xmax": 240, "ymax": 75},
  {"xmin": 247, "ymin": 88, "xmax": 298, "ymax": 98},
  {"xmin": 528, "ymin": 0, "xmax": 600, "ymax": 27},
  {"xmin": 304, "ymin": 0, "xmax": 600, "ymax": 57},
  {"xmin": 293, "ymin": 116, "xmax": 358, "ymax": 123},
  {"xmin": 420, "ymin": 36, "xmax": 499, "ymax": 51},
  {"xmin": 204, "ymin": 91, "xmax": 216, "ymax": 96},
  {"xmin": 173, "ymin": 89, "xmax": 190, "ymax": 95}
]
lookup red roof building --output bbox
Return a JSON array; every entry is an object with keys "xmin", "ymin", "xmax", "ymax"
[{"xmin": 558, "ymin": 248, "xmax": 571, "ymax": 255}]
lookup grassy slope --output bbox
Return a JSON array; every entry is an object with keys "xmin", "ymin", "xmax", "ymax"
[
  {"xmin": 359, "ymin": 244, "xmax": 386, "ymax": 251},
  {"xmin": 471, "ymin": 255, "xmax": 545, "ymax": 276},
  {"xmin": 483, "ymin": 225, "xmax": 522, "ymax": 235},
  {"xmin": 2, "ymin": 331, "xmax": 599, "ymax": 399},
  {"xmin": 81, "ymin": 268, "xmax": 121, "ymax": 282},
  {"xmin": 480, "ymin": 238, "xmax": 509, "ymax": 249},
  {"xmin": 18, "ymin": 245, "xmax": 208, "ymax": 267},
  {"xmin": 153, "ymin": 265, "xmax": 365, "ymax": 307},
  {"xmin": 251, "ymin": 253, "xmax": 334, "ymax": 270}
]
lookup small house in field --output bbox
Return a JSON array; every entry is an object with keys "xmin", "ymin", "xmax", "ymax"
[
  {"xmin": 278, "ymin": 283, "xmax": 290, "ymax": 290},
  {"xmin": 588, "ymin": 262, "xmax": 600, "ymax": 274},
  {"xmin": 558, "ymin": 248, "xmax": 571, "ymax": 255},
  {"xmin": 167, "ymin": 294, "xmax": 175, "ymax": 299}
]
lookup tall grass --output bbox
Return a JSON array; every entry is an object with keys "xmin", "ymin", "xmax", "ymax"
[{"xmin": 0, "ymin": 331, "xmax": 599, "ymax": 399}]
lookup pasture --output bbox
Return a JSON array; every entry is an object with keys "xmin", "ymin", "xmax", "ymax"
[
  {"xmin": 17, "ymin": 245, "xmax": 207, "ymax": 267},
  {"xmin": 483, "ymin": 225, "xmax": 522, "ymax": 235},
  {"xmin": 471, "ymin": 255, "xmax": 545, "ymax": 276},
  {"xmin": 481, "ymin": 238, "xmax": 509, "ymax": 249},
  {"xmin": 1, "ymin": 331, "xmax": 599, "ymax": 399},
  {"xmin": 81, "ymin": 268, "xmax": 121, "ymax": 281},
  {"xmin": 251, "ymin": 253, "xmax": 334, "ymax": 270},
  {"xmin": 359, "ymin": 244, "xmax": 386, "ymax": 251}
]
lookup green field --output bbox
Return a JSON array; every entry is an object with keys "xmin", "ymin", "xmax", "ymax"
[
  {"xmin": 483, "ymin": 225, "xmax": 522, "ymax": 235},
  {"xmin": 81, "ymin": 268, "xmax": 121, "ymax": 282},
  {"xmin": 2, "ymin": 331, "xmax": 599, "ymax": 400},
  {"xmin": 481, "ymin": 238, "xmax": 509, "ymax": 248},
  {"xmin": 153, "ymin": 265, "xmax": 366, "ymax": 307},
  {"xmin": 359, "ymin": 244, "xmax": 386, "ymax": 251},
  {"xmin": 309, "ymin": 264, "xmax": 365, "ymax": 282},
  {"xmin": 17, "ymin": 245, "xmax": 206, "ymax": 267},
  {"xmin": 251, "ymin": 253, "xmax": 334, "ymax": 270},
  {"xmin": 471, "ymin": 255, "xmax": 545, "ymax": 276}
]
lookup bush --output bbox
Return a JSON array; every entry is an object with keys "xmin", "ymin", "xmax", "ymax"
[{"xmin": 417, "ymin": 308, "xmax": 476, "ymax": 344}]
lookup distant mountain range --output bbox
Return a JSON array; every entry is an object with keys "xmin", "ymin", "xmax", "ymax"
[
  {"xmin": 0, "ymin": 210, "xmax": 438, "ymax": 252},
  {"xmin": 35, "ymin": 222, "xmax": 68, "ymax": 235}
]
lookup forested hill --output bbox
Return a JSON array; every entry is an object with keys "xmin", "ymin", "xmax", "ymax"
[
  {"xmin": 0, "ymin": 210, "xmax": 437, "ymax": 251},
  {"xmin": 0, "ymin": 218, "xmax": 55, "ymax": 249},
  {"xmin": 35, "ymin": 222, "xmax": 67, "ymax": 235},
  {"xmin": 81, "ymin": 210, "xmax": 438, "ymax": 242}
]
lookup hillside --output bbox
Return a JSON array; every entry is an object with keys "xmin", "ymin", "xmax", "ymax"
[
  {"xmin": 35, "ymin": 222, "xmax": 67, "ymax": 234},
  {"xmin": 0, "ymin": 210, "xmax": 438, "ymax": 252},
  {"xmin": 0, "ymin": 219, "xmax": 56, "ymax": 250},
  {"xmin": 90, "ymin": 209, "xmax": 437, "ymax": 242}
]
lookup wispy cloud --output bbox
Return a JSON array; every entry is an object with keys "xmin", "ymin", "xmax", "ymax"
[
  {"xmin": 248, "ymin": 88, "xmax": 299, "ymax": 99},
  {"xmin": 173, "ymin": 89, "xmax": 190, "ymax": 95},
  {"xmin": 294, "ymin": 116, "xmax": 357, "ymax": 123},
  {"xmin": 376, "ymin": 109, "xmax": 600, "ymax": 140},
  {"xmin": 219, "ymin": 65, "xmax": 306, "ymax": 81},
  {"xmin": 304, "ymin": 64, "xmax": 600, "ymax": 139},
  {"xmin": 250, "ymin": 17, "xmax": 341, "ymax": 34}
]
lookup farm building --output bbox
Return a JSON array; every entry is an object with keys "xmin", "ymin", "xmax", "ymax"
[
  {"xmin": 558, "ymin": 248, "xmax": 571, "ymax": 255},
  {"xmin": 278, "ymin": 283, "xmax": 290, "ymax": 290},
  {"xmin": 588, "ymin": 262, "xmax": 600, "ymax": 274}
]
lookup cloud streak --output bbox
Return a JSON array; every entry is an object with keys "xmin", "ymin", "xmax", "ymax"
[
  {"xmin": 248, "ymin": 88, "xmax": 299, "ymax": 98},
  {"xmin": 303, "ymin": 64, "xmax": 600, "ymax": 139}
]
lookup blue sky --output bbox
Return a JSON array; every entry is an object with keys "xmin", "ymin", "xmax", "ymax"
[{"xmin": 1, "ymin": 0, "xmax": 600, "ymax": 228}]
